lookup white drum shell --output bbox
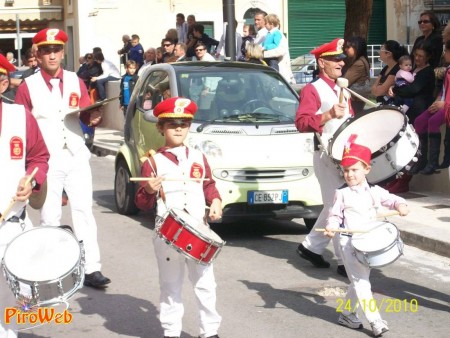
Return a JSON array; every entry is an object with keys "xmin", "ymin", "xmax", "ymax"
[{"xmin": 351, "ymin": 222, "xmax": 404, "ymax": 268}]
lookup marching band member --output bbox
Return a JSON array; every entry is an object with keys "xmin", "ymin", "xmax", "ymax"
[
  {"xmin": 135, "ymin": 97, "xmax": 222, "ymax": 338},
  {"xmin": 0, "ymin": 53, "xmax": 49, "ymax": 338},
  {"xmin": 324, "ymin": 135, "xmax": 409, "ymax": 336},
  {"xmin": 295, "ymin": 38, "xmax": 354, "ymax": 277},
  {"xmin": 15, "ymin": 28, "xmax": 111, "ymax": 288}
]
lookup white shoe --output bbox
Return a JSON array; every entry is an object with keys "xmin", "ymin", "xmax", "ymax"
[
  {"xmin": 370, "ymin": 319, "xmax": 389, "ymax": 336},
  {"xmin": 338, "ymin": 313, "xmax": 363, "ymax": 329}
]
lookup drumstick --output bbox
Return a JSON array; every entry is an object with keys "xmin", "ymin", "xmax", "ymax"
[
  {"xmin": 343, "ymin": 86, "xmax": 378, "ymax": 108},
  {"xmin": 315, "ymin": 228, "xmax": 369, "ymax": 233},
  {"xmin": 130, "ymin": 177, "xmax": 210, "ymax": 182},
  {"xmin": 336, "ymin": 78, "xmax": 348, "ymax": 103},
  {"xmin": 0, "ymin": 167, "xmax": 39, "ymax": 223},
  {"xmin": 377, "ymin": 210, "xmax": 400, "ymax": 218}
]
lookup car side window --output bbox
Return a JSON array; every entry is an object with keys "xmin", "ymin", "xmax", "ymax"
[{"xmin": 138, "ymin": 71, "xmax": 170, "ymax": 111}]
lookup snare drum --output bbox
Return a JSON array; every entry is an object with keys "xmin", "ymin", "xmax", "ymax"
[
  {"xmin": 1, "ymin": 227, "xmax": 85, "ymax": 306},
  {"xmin": 156, "ymin": 208, "xmax": 225, "ymax": 265},
  {"xmin": 351, "ymin": 221, "xmax": 404, "ymax": 268},
  {"xmin": 328, "ymin": 106, "xmax": 419, "ymax": 183}
]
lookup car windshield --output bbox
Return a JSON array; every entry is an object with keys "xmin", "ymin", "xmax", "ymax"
[{"xmin": 176, "ymin": 69, "xmax": 299, "ymax": 124}]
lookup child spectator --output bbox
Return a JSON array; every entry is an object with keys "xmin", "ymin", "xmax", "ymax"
[
  {"xmin": 239, "ymin": 24, "xmax": 256, "ymax": 61},
  {"xmin": 120, "ymin": 60, "xmax": 139, "ymax": 117},
  {"xmin": 134, "ymin": 97, "xmax": 222, "ymax": 338},
  {"xmin": 261, "ymin": 14, "xmax": 282, "ymax": 71},
  {"xmin": 393, "ymin": 55, "xmax": 415, "ymax": 112},
  {"xmin": 324, "ymin": 135, "xmax": 409, "ymax": 337}
]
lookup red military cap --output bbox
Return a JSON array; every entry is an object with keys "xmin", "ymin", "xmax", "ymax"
[
  {"xmin": 341, "ymin": 134, "xmax": 371, "ymax": 167},
  {"xmin": 153, "ymin": 97, "xmax": 197, "ymax": 120},
  {"xmin": 310, "ymin": 38, "xmax": 346, "ymax": 60},
  {"xmin": 0, "ymin": 53, "xmax": 17, "ymax": 76},
  {"xmin": 32, "ymin": 28, "xmax": 68, "ymax": 46}
]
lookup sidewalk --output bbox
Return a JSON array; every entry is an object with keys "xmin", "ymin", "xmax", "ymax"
[{"xmin": 93, "ymin": 127, "xmax": 450, "ymax": 258}]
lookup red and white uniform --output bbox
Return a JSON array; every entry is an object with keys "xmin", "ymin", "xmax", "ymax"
[
  {"xmin": 0, "ymin": 101, "xmax": 49, "ymax": 338},
  {"xmin": 295, "ymin": 74, "xmax": 353, "ymax": 264},
  {"xmin": 15, "ymin": 70, "xmax": 103, "ymax": 274},
  {"xmin": 135, "ymin": 146, "xmax": 222, "ymax": 338},
  {"xmin": 326, "ymin": 181, "xmax": 405, "ymax": 323}
]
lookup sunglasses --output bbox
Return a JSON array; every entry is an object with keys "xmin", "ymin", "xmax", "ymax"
[
  {"xmin": 163, "ymin": 43, "xmax": 173, "ymax": 47},
  {"xmin": 39, "ymin": 45, "xmax": 63, "ymax": 55},
  {"xmin": 195, "ymin": 48, "xmax": 205, "ymax": 52},
  {"xmin": 418, "ymin": 20, "xmax": 431, "ymax": 24}
]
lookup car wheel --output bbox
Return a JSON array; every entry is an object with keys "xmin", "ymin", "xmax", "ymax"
[
  {"xmin": 115, "ymin": 159, "xmax": 139, "ymax": 215},
  {"xmin": 303, "ymin": 218, "xmax": 316, "ymax": 232}
]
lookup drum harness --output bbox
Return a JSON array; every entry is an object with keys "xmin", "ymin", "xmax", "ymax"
[{"xmin": 0, "ymin": 208, "xmax": 26, "ymax": 231}]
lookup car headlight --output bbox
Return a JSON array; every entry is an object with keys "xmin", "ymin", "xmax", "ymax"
[{"xmin": 188, "ymin": 139, "xmax": 223, "ymax": 158}]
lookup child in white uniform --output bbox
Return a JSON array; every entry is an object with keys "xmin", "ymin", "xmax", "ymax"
[
  {"xmin": 324, "ymin": 134, "xmax": 409, "ymax": 337},
  {"xmin": 135, "ymin": 97, "xmax": 222, "ymax": 338}
]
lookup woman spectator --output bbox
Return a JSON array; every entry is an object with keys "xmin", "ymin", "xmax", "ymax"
[
  {"xmin": 77, "ymin": 53, "xmax": 102, "ymax": 90},
  {"xmin": 412, "ymin": 10, "xmax": 442, "ymax": 69},
  {"xmin": 156, "ymin": 47, "xmax": 164, "ymax": 63},
  {"xmin": 386, "ymin": 41, "xmax": 436, "ymax": 192},
  {"xmin": 371, "ymin": 40, "xmax": 408, "ymax": 105},
  {"xmin": 244, "ymin": 43, "xmax": 267, "ymax": 65},
  {"xmin": 239, "ymin": 24, "xmax": 256, "ymax": 61},
  {"xmin": 342, "ymin": 36, "xmax": 371, "ymax": 114}
]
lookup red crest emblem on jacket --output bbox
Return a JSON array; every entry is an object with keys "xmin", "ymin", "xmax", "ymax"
[
  {"xmin": 10, "ymin": 136, "xmax": 24, "ymax": 159},
  {"xmin": 69, "ymin": 92, "xmax": 80, "ymax": 109},
  {"xmin": 190, "ymin": 162, "xmax": 204, "ymax": 180}
]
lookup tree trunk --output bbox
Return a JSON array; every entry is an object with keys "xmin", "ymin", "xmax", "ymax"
[{"xmin": 345, "ymin": 0, "xmax": 373, "ymax": 40}]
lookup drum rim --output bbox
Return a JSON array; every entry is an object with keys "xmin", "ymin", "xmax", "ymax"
[
  {"xmin": 329, "ymin": 105, "xmax": 406, "ymax": 160},
  {"xmin": 3, "ymin": 226, "xmax": 82, "ymax": 281},
  {"xmin": 351, "ymin": 222, "xmax": 401, "ymax": 252}
]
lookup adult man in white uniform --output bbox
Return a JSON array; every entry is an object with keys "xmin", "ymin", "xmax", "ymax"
[{"xmin": 15, "ymin": 28, "xmax": 111, "ymax": 288}]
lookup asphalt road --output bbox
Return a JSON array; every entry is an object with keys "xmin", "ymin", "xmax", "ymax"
[{"xmin": 17, "ymin": 154, "xmax": 450, "ymax": 338}]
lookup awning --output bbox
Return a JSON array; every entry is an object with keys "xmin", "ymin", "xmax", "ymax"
[{"xmin": 0, "ymin": 6, "xmax": 63, "ymax": 22}]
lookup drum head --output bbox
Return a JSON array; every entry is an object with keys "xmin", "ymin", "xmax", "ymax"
[
  {"xmin": 330, "ymin": 106, "xmax": 406, "ymax": 160},
  {"xmin": 3, "ymin": 227, "xmax": 81, "ymax": 282},
  {"xmin": 170, "ymin": 208, "xmax": 223, "ymax": 244},
  {"xmin": 352, "ymin": 222, "xmax": 399, "ymax": 252}
]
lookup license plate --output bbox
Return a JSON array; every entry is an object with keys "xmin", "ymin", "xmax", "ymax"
[{"xmin": 248, "ymin": 190, "xmax": 288, "ymax": 204}]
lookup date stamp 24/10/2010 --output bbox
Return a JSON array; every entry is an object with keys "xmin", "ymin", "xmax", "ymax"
[{"xmin": 336, "ymin": 298, "xmax": 419, "ymax": 313}]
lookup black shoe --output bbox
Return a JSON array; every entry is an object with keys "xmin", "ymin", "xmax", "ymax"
[
  {"xmin": 337, "ymin": 265, "xmax": 348, "ymax": 278},
  {"xmin": 84, "ymin": 271, "xmax": 111, "ymax": 288},
  {"xmin": 296, "ymin": 244, "xmax": 330, "ymax": 268},
  {"xmin": 420, "ymin": 164, "xmax": 438, "ymax": 175}
]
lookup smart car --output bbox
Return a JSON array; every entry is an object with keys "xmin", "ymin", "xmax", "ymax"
[{"xmin": 114, "ymin": 62, "xmax": 322, "ymax": 229}]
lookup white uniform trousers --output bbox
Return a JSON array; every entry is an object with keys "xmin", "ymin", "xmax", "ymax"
[
  {"xmin": 153, "ymin": 237, "xmax": 221, "ymax": 338},
  {"xmin": 340, "ymin": 235, "xmax": 382, "ymax": 323},
  {"xmin": 302, "ymin": 151, "xmax": 344, "ymax": 264},
  {"xmin": 40, "ymin": 147, "xmax": 101, "ymax": 273},
  {"xmin": 0, "ymin": 219, "xmax": 32, "ymax": 338}
]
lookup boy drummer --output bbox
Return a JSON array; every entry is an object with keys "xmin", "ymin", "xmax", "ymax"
[
  {"xmin": 324, "ymin": 134, "xmax": 409, "ymax": 337},
  {"xmin": 135, "ymin": 97, "xmax": 222, "ymax": 338}
]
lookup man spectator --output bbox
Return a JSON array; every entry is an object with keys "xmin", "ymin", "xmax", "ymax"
[
  {"xmin": 91, "ymin": 51, "xmax": 121, "ymax": 101},
  {"xmin": 15, "ymin": 28, "xmax": 111, "ymax": 288},
  {"xmin": 253, "ymin": 10, "xmax": 268, "ymax": 45},
  {"xmin": 176, "ymin": 13, "xmax": 189, "ymax": 44},
  {"xmin": 189, "ymin": 23, "xmax": 219, "ymax": 57},
  {"xmin": 162, "ymin": 38, "xmax": 176, "ymax": 63},
  {"xmin": 129, "ymin": 34, "xmax": 144, "ymax": 69},
  {"xmin": 6, "ymin": 52, "xmax": 18, "ymax": 66},
  {"xmin": 138, "ymin": 47, "xmax": 157, "ymax": 76},
  {"xmin": 21, "ymin": 45, "xmax": 39, "ymax": 79},
  {"xmin": 215, "ymin": 20, "xmax": 243, "ymax": 60},
  {"xmin": 174, "ymin": 43, "xmax": 189, "ymax": 61},
  {"xmin": 117, "ymin": 34, "xmax": 131, "ymax": 66}
]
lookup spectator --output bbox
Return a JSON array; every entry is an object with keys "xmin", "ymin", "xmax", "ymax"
[
  {"xmin": 120, "ymin": 60, "xmax": 139, "ymax": 117},
  {"xmin": 129, "ymin": 34, "xmax": 144, "ymax": 69},
  {"xmin": 174, "ymin": 43, "xmax": 189, "ymax": 61},
  {"xmin": 190, "ymin": 23, "xmax": 219, "ymax": 56},
  {"xmin": 244, "ymin": 43, "xmax": 267, "ymax": 65},
  {"xmin": 342, "ymin": 36, "xmax": 371, "ymax": 114},
  {"xmin": 239, "ymin": 24, "xmax": 256, "ymax": 61},
  {"xmin": 21, "ymin": 45, "xmax": 39, "ymax": 79},
  {"xmin": 138, "ymin": 47, "xmax": 157, "ymax": 76},
  {"xmin": 91, "ymin": 51, "xmax": 121, "ymax": 101},
  {"xmin": 156, "ymin": 47, "xmax": 164, "ymax": 63},
  {"xmin": 6, "ymin": 52, "xmax": 17, "ymax": 66},
  {"xmin": 392, "ymin": 55, "xmax": 415, "ymax": 113},
  {"xmin": 263, "ymin": 33, "xmax": 295, "ymax": 84},
  {"xmin": 371, "ymin": 40, "xmax": 408, "ymax": 105},
  {"xmin": 77, "ymin": 53, "xmax": 103, "ymax": 90},
  {"xmin": 186, "ymin": 14, "xmax": 197, "ymax": 56},
  {"xmin": 215, "ymin": 20, "xmax": 243, "ymax": 60},
  {"xmin": 162, "ymin": 38, "xmax": 176, "ymax": 63},
  {"xmin": 253, "ymin": 10, "xmax": 268, "ymax": 45},
  {"xmin": 192, "ymin": 42, "xmax": 215, "ymax": 61},
  {"xmin": 176, "ymin": 13, "xmax": 189, "ymax": 44},
  {"xmin": 165, "ymin": 28, "xmax": 179, "ymax": 45},
  {"xmin": 411, "ymin": 10, "xmax": 442, "ymax": 69},
  {"xmin": 117, "ymin": 34, "xmax": 131, "ymax": 66},
  {"xmin": 262, "ymin": 14, "xmax": 282, "ymax": 71}
]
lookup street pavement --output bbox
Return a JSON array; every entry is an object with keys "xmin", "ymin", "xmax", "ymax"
[{"xmin": 92, "ymin": 127, "xmax": 450, "ymax": 259}]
